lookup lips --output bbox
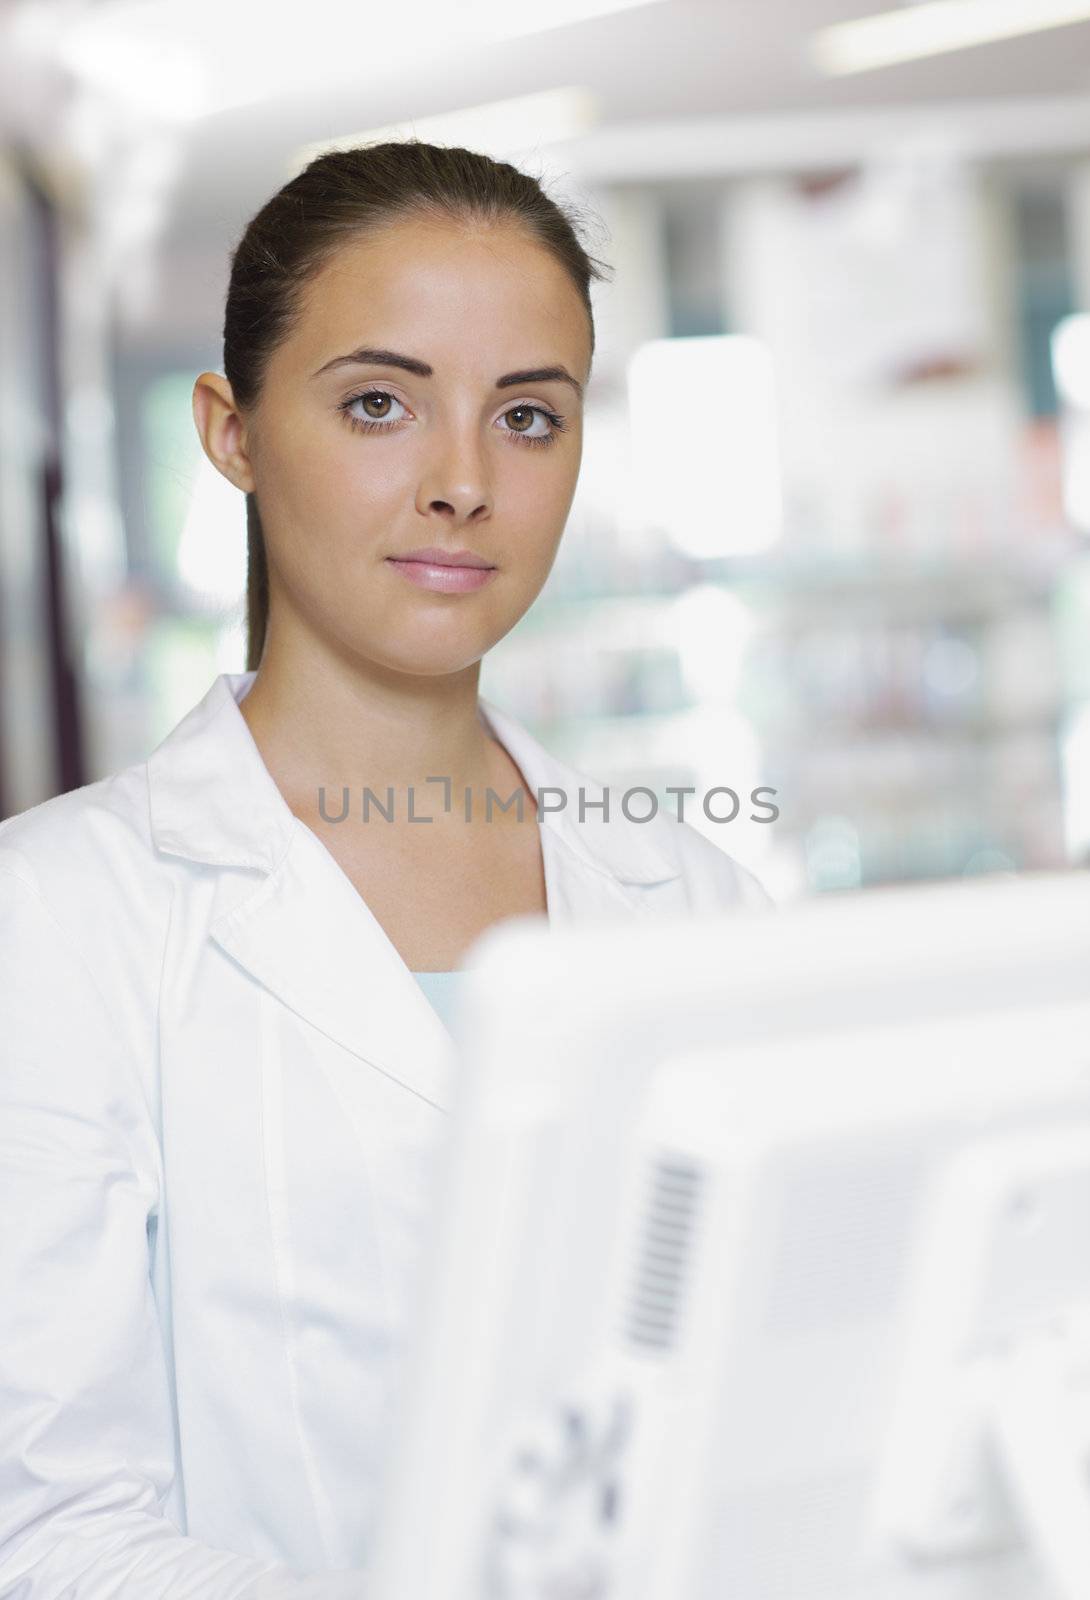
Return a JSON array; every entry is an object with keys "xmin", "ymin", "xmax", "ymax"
[
  {"xmin": 388, "ymin": 547, "xmax": 495, "ymax": 569},
  {"xmin": 384, "ymin": 552, "xmax": 499, "ymax": 594}
]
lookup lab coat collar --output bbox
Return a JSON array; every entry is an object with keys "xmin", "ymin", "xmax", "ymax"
[
  {"xmin": 146, "ymin": 672, "xmax": 680, "ymax": 1114},
  {"xmin": 147, "ymin": 670, "xmax": 680, "ymax": 887}
]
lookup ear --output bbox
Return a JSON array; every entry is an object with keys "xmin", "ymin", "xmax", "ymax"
[{"xmin": 192, "ymin": 372, "xmax": 257, "ymax": 493}]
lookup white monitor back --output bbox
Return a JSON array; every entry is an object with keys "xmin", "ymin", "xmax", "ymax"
[{"xmin": 366, "ymin": 871, "xmax": 1090, "ymax": 1600}]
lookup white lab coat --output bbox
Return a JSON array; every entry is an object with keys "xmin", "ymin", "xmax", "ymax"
[{"xmin": 0, "ymin": 669, "xmax": 770, "ymax": 1598}]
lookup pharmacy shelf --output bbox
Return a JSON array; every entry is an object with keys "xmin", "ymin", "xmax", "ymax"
[{"xmin": 482, "ymin": 538, "xmax": 1078, "ymax": 886}]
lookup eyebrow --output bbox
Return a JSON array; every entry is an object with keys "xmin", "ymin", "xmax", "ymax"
[{"xmin": 311, "ymin": 345, "xmax": 584, "ymax": 401}]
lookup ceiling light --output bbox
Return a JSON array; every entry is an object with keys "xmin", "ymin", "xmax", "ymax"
[
  {"xmin": 812, "ymin": 0, "xmax": 1090, "ymax": 76},
  {"xmin": 46, "ymin": 0, "xmax": 662, "ymax": 124}
]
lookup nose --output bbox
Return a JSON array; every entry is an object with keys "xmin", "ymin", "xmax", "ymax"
[{"xmin": 416, "ymin": 423, "xmax": 493, "ymax": 525}]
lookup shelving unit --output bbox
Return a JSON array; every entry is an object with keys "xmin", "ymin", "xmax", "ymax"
[{"xmin": 482, "ymin": 531, "xmax": 1079, "ymax": 897}]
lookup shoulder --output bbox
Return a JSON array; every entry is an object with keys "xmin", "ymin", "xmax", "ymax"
[
  {"xmin": 0, "ymin": 771, "xmax": 165, "ymax": 1183},
  {"xmin": 0, "ymin": 759, "xmax": 171, "ymax": 970},
  {"xmin": 482, "ymin": 697, "xmax": 775, "ymax": 915},
  {"xmin": 0, "ymin": 761, "xmax": 152, "ymax": 896},
  {"xmin": 648, "ymin": 812, "xmax": 776, "ymax": 912}
]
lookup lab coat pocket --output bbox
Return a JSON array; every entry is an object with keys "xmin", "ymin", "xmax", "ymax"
[{"xmin": 257, "ymin": 991, "xmax": 450, "ymax": 1565}]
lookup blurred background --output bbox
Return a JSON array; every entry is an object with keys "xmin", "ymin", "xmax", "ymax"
[{"xmin": 3, "ymin": 0, "xmax": 1090, "ymax": 903}]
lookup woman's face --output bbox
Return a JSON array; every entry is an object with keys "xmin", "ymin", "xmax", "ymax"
[{"xmin": 241, "ymin": 214, "xmax": 591, "ymax": 677}]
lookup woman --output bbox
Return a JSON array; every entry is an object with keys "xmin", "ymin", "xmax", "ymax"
[{"xmin": 0, "ymin": 142, "xmax": 770, "ymax": 1596}]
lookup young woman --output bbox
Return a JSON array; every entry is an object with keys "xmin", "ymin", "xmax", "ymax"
[{"xmin": 0, "ymin": 142, "xmax": 770, "ymax": 1597}]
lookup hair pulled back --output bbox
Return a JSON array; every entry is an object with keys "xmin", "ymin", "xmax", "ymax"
[{"xmin": 222, "ymin": 140, "xmax": 610, "ymax": 670}]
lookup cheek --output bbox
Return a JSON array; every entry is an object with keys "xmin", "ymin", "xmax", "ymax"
[
  {"xmin": 267, "ymin": 416, "xmax": 409, "ymax": 534},
  {"xmin": 334, "ymin": 433, "xmax": 415, "ymax": 508},
  {"xmin": 527, "ymin": 491, "xmax": 571, "ymax": 560},
  {"xmin": 502, "ymin": 441, "xmax": 581, "ymax": 538}
]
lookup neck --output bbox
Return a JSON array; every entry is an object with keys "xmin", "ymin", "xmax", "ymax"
[{"xmin": 238, "ymin": 643, "xmax": 504, "ymax": 828}]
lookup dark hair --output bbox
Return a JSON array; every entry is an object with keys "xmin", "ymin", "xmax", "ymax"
[{"xmin": 222, "ymin": 140, "xmax": 611, "ymax": 671}]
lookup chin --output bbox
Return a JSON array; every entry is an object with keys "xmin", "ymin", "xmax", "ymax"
[{"xmin": 364, "ymin": 640, "xmax": 492, "ymax": 679}]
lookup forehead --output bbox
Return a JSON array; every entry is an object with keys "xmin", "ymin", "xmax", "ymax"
[{"xmin": 285, "ymin": 214, "xmax": 591, "ymax": 379}]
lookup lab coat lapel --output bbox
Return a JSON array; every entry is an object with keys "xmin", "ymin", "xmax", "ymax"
[
  {"xmin": 148, "ymin": 672, "xmax": 684, "ymax": 1118},
  {"xmin": 477, "ymin": 694, "xmax": 683, "ymax": 928},
  {"xmin": 149, "ymin": 671, "xmax": 456, "ymax": 1113},
  {"xmin": 207, "ymin": 821, "xmax": 457, "ymax": 1112}
]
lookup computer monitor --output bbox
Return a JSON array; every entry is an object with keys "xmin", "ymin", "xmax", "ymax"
[{"xmin": 366, "ymin": 870, "xmax": 1090, "ymax": 1600}]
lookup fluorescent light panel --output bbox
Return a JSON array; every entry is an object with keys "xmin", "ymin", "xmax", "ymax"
[
  {"xmin": 812, "ymin": 0, "xmax": 1090, "ymax": 76},
  {"xmin": 50, "ymin": 0, "xmax": 661, "ymax": 123}
]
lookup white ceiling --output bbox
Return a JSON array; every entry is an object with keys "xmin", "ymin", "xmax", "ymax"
[
  {"xmin": 5, "ymin": 0, "xmax": 1090, "ymax": 346},
  {"xmin": 166, "ymin": 0, "xmax": 1090, "ymax": 229}
]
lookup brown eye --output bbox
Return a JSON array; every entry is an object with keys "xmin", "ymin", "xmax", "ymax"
[
  {"xmin": 495, "ymin": 404, "xmax": 563, "ymax": 448},
  {"xmin": 361, "ymin": 392, "xmax": 393, "ymax": 418}
]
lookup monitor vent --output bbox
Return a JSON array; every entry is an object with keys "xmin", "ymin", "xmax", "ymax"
[{"xmin": 624, "ymin": 1156, "xmax": 703, "ymax": 1353}]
